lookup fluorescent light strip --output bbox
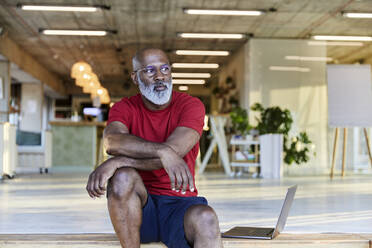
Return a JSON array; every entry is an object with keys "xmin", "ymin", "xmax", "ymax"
[
  {"xmin": 178, "ymin": 86, "xmax": 189, "ymax": 91},
  {"xmin": 172, "ymin": 73, "xmax": 211, "ymax": 78},
  {"xmin": 175, "ymin": 50, "xmax": 229, "ymax": 56},
  {"xmin": 21, "ymin": 5, "xmax": 98, "ymax": 12},
  {"xmin": 269, "ymin": 66, "xmax": 310, "ymax": 72},
  {"xmin": 307, "ymin": 41, "xmax": 364, "ymax": 46},
  {"xmin": 173, "ymin": 79, "xmax": 205, "ymax": 85},
  {"xmin": 179, "ymin": 33, "xmax": 245, "ymax": 39},
  {"xmin": 41, "ymin": 30, "xmax": 107, "ymax": 36},
  {"xmin": 343, "ymin": 12, "xmax": 372, "ymax": 18},
  {"xmin": 172, "ymin": 63, "xmax": 219, "ymax": 69},
  {"xmin": 312, "ymin": 35, "xmax": 372, "ymax": 41},
  {"xmin": 184, "ymin": 9, "xmax": 263, "ymax": 16},
  {"xmin": 285, "ymin": 56, "xmax": 333, "ymax": 62}
]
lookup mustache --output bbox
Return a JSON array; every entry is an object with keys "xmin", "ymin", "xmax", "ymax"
[{"xmin": 152, "ymin": 81, "xmax": 171, "ymax": 89}]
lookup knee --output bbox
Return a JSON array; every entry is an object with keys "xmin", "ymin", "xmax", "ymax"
[
  {"xmin": 107, "ymin": 167, "xmax": 139, "ymax": 199},
  {"xmin": 186, "ymin": 205, "xmax": 220, "ymax": 235}
]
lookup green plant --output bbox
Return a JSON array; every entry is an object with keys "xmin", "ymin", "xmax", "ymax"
[
  {"xmin": 251, "ymin": 103, "xmax": 314, "ymax": 165},
  {"xmin": 283, "ymin": 132, "xmax": 314, "ymax": 165},
  {"xmin": 229, "ymin": 106, "xmax": 252, "ymax": 136},
  {"xmin": 251, "ymin": 103, "xmax": 293, "ymax": 135}
]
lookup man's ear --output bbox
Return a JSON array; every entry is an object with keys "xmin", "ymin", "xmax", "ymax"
[{"xmin": 131, "ymin": 72, "xmax": 138, "ymax": 86}]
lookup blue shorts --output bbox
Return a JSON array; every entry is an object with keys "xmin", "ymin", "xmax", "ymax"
[{"xmin": 140, "ymin": 194, "xmax": 208, "ymax": 248}]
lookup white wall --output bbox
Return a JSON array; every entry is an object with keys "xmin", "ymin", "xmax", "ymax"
[
  {"xmin": 248, "ymin": 39, "xmax": 329, "ymax": 175},
  {"xmin": 214, "ymin": 38, "xmax": 368, "ymax": 176},
  {"xmin": 216, "ymin": 45, "xmax": 246, "ymax": 112}
]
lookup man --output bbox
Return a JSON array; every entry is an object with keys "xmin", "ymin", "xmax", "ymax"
[{"xmin": 86, "ymin": 48, "xmax": 222, "ymax": 248}]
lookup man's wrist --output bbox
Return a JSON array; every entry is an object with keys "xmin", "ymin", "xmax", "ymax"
[
  {"xmin": 157, "ymin": 144, "xmax": 173, "ymax": 159},
  {"xmin": 109, "ymin": 156, "xmax": 128, "ymax": 169}
]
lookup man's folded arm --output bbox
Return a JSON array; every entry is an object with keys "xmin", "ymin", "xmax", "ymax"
[
  {"xmin": 104, "ymin": 121, "xmax": 169, "ymax": 159},
  {"xmin": 93, "ymin": 121, "xmax": 200, "ymax": 193},
  {"xmin": 104, "ymin": 121, "xmax": 200, "ymax": 161},
  {"xmin": 104, "ymin": 156, "xmax": 163, "ymax": 171}
]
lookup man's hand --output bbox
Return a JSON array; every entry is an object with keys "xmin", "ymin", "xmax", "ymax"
[
  {"xmin": 86, "ymin": 157, "xmax": 119, "ymax": 198},
  {"xmin": 158, "ymin": 146, "xmax": 195, "ymax": 194}
]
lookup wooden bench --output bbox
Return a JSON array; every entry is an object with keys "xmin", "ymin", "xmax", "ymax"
[{"xmin": 0, "ymin": 233, "xmax": 371, "ymax": 248}]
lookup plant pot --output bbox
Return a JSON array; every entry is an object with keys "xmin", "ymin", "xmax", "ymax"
[{"xmin": 259, "ymin": 134, "xmax": 283, "ymax": 179}]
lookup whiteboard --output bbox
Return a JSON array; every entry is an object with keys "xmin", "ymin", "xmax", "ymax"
[{"xmin": 327, "ymin": 65, "xmax": 372, "ymax": 127}]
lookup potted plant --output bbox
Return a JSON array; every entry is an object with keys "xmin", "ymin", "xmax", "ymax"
[
  {"xmin": 251, "ymin": 103, "xmax": 292, "ymax": 135},
  {"xmin": 283, "ymin": 132, "xmax": 314, "ymax": 165},
  {"xmin": 229, "ymin": 106, "xmax": 252, "ymax": 138},
  {"xmin": 251, "ymin": 103, "xmax": 314, "ymax": 178}
]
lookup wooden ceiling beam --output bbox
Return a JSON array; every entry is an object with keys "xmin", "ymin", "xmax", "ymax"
[{"xmin": 0, "ymin": 34, "xmax": 66, "ymax": 95}]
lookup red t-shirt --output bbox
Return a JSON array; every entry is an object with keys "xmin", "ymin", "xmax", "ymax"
[{"xmin": 107, "ymin": 91, "xmax": 205, "ymax": 197}]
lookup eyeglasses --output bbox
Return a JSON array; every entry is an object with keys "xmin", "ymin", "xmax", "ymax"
[{"xmin": 135, "ymin": 64, "xmax": 171, "ymax": 77}]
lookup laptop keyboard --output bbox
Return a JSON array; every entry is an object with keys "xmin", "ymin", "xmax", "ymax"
[
  {"xmin": 250, "ymin": 228, "xmax": 273, "ymax": 236},
  {"xmin": 222, "ymin": 227, "xmax": 275, "ymax": 238}
]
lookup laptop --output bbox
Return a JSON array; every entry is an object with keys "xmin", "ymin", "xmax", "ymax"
[{"xmin": 222, "ymin": 185, "xmax": 297, "ymax": 240}]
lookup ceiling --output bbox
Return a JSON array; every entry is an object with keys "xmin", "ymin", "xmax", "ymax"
[{"xmin": 0, "ymin": 0, "xmax": 372, "ymax": 96}]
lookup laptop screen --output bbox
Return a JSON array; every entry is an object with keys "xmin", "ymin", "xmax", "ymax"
[{"xmin": 273, "ymin": 185, "xmax": 297, "ymax": 237}]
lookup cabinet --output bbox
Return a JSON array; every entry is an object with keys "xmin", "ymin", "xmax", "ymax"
[
  {"xmin": 17, "ymin": 131, "xmax": 52, "ymax": 174},
  {"xmin": 0, "ymin": 123, "xmax": 17, "ymax": 178}
]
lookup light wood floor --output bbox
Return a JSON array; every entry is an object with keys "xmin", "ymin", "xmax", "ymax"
[{"xmin": 1, "ymin": 167, "xmax": 372, "ymax": 247}]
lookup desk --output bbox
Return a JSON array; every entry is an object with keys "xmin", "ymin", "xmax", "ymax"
[{"xmin": 50, "ymin": 121, "xmax": 105, "ymax": 168}]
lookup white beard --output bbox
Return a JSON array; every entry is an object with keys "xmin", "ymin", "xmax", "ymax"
[{"xmin": 137, "ymin": 73, "xmax": 173, "ymax": 105}]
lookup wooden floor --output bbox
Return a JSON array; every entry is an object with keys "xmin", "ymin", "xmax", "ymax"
[
  {"xmin": 2, "ymin": 170, "xmax": 372, "ymax": 247},
  {"xmin": 0, "ymin": 233, "xmax": 371, "ymax": 248},
  {"xmin": 3, "ymin": 172, "xmax": 372, "ymax": 234}
]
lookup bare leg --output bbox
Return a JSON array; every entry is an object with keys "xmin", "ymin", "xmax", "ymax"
[
  {"xmin": 184, "ymin": 205, "xmax": 223, "ymax": 248},
  {"xmin": 107, "ymin": 167, "xmax": 148, "ymax": 248}
]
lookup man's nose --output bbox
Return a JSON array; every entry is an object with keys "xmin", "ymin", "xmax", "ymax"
[{"xmin": 153, "ymin": 69, "xmax": 165, "ymax": 81}]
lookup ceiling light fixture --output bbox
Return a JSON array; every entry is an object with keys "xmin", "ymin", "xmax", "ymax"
[
  {"xmin": 173, "ymin": 79, "xmax": 206, "ymax": 85},
  {"xmin": 269, "ymin": 66, "xmax": 310, "ymax": 72},
  {"xmin": 178, "ymin": 86, "xmax": 189, "ymax": 91},
  {"xmin": 175, "ymin": 50, "xmax": 230, "ymax": 56},
  {"xmin": 178, "ymin": 33, "xmax": 245, "ymax": 39},
  {"xmin": 342, "ymin": 12, "xmax": 372, "ymax": 18},
  {"xmin": 312, "ymin": 35, "xmax": 372, "ymax": 41},
  {"xmin": 285, "ymin": 56, "xmax": 333, "ymax": 62},
  {"xmin": 183, "ymin": 8, "xmax": 264, "ymax": 16},
  {"xmin": 39, "ymin": 29, "xmax": 114, "ymax": 36},
  {"xmin": 307, "ymin": 41, "xmax": 364, "ymax": 46},
  {"xmin": 17, "ymin": 4, "xmax": 110, "ymax": 12},
  {"xmin": 172, "ymin": 73, "xmax": 211, "ymax": 78},
  {"xmin": 172, "ymin": 63, "xmax": 219, "ymax": 69}
]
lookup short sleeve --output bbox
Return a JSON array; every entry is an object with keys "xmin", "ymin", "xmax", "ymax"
[
  {"xmin": 107, "ymin": 99, "xmax": 132, "ymax": 129},
  {"xmin": 178, "ymin": 97, "xmax": 205, "ymax": 136}
]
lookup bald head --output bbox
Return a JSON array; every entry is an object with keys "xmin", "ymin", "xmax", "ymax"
[{"xmin": 132, "ymin": 48, "xmax": 169, "ymax": 71}]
